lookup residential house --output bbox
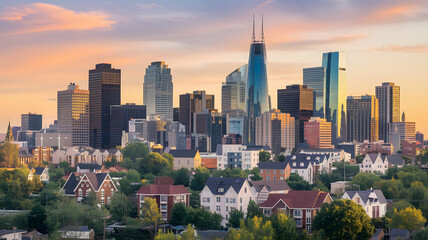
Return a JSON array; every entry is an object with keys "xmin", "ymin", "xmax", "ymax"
[
  {"xmin": 101, "ymin": 149, "xmax": 123, "ymax": 163},
  {"xmin": 286, "ymin": 155, "xmax": 315, "ymax": 184},
  {"xmin": 342, "ymin": 190, "xmax": 388, "ymax": 218},
  {"xmin": 104, "ymin": 165, "xmax": 128, "ymax": 173},
  {"xmin": 251, "ymin": 180, "xmax": 291, "ymax": 204},
  {"xmin": 62, "ymin": 172, "xmax": 118, "ymax": 204},
  {"xmin": 200, "ymin": 177, "xmax": 256, "ymax": 226},
  {"xmin": 299, "ymin": 148, "xmax": 350, "ymax": 162},
  {"xmin": 258, "ymin": 162, "xmax": 291, "ymax": 181},
  {"xmin": 359, "ymin": 154, "xmax": 389, "ymax": 174},
  {"xmin": 136, "ymin": 183, "xmax": 190, "ymax": 222},
  {"xmin": 76, "ymin": 163, "xmax": 102, "ymax": 173},
  {"xmin": 18, "ymin": 148, "xmax": 33, "ymax": 165},
  {"xmin": 58, "ymin": 226, "xmax": 95, "ymax": 240},
  {"xmin": 33, "ymin": 147, "xmax": 54, "ymax": 162},
  {"xmin": 386, "ymin": 155, "xmax": 405, "ymax": 168},
  {"xmin": 258, "ymin": 190, "xmax": 332, "ymax": 233},
  {"xmin": 0, "ymin": 229, "xmax": 27, "ymax": 240},
  {"xmin": 28, "ymin": 166, "xmax": 49, "ymax": 182},
  {"xmin": 168, "ymin": 149, "xmax": 201, "ymax": 170},
  {"xmin": 330, "ymin": 181, "xmax": 349, "ymax": 195},
  {"xmin": 389, "ymin": 229, "xmax": 410, "ymax": 240}
]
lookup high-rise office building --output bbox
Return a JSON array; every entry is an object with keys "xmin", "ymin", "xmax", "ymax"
[
  {"xmin": 245, "ymin": 18, "xmax": 270, "ymax": 145},
  {"xmin": 57, "ymin": 83, "xmax": 89, "ymax": 146},
  {"xmin": 222, "ymin": 65, "xmax": 247, "ymax": 113},
  {"xmin": 389, "ymin": 121, "xmax": 416, "ymax": 153},
  {"xmin": 179, "ymin": 90, "xmax": 215, "ymax": 135},
  {"xmin": 255, "ymin": 109, "xmax": 295, "ymax": 155},
  {"xmin": 303, "ymin": 67, "xmax": 326, "ymax": 118},
  {"xmin": 375, "ymin": 82, "xmax": 400, "ymax": 142},
  {"xmin": 110, "ymin": 103, "xmax": 146, "ymax": 147},
  {"xmin": 21, "ymin": 113, "xmax": 42, "ymax": 131},
  {"xmin": 194, "ymin": 112, "xmax": 228, "ymax": 152},
  {"xmin": 277, "ymin": 84, "xmax": 313, "ymax": 144},
  {"xmin": 346, "ymin": 95, "xmax": 379, "ymax": 143},
  {"xmin": 173, "ymin": 107, "xmax": 180, "ymax": 122},
  {"xmin": 143, "ymin": 61, "xmax": 173, "ymax": 120},
  {"xmin": 322, "ymin": 51, "xmax": 347, "ymax": 144},
  {"xmin": 89, "ymin": 63, "xmax": 121, "ymax": 149},
  {"xmin": 416, "ymin": 131, "xmax": 424, "ymax": 145},
  {"xmin": 304, "ymin": 117, "xmax": 331, "ymax": 149}
]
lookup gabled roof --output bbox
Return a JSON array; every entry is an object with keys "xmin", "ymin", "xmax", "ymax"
[
  {"xmin": 62, "ymin": 173, "xmax": 81, "ymax": 195},
  {"xmin": 62, "ymin": 172, "xmax": 110, "ymax": 194},
  {"xmin": 387, "ymin": 155, "xmax": 404, "ymax": 166},
  {"xmin": 205, "ymin": 177, "xmax": 246, "ymax": 195},
  {"xmin": 169, "ymin": 149, "xmax": 198, "ymax": 158},
  {"xmin": 77, "ymin": 163, "xmax": 102, "ymax": 171},
  {"xmin": 33, "ymin": 167, "xmax": 46, "ymax": 175},
  {"xmin": 251, "ymin": 180, "xmax": 290, "ymax": 192},
  {"xmin": 284, "ymin": 154, "xmax": 315, "ymax": 169},
  {"xmin": 258, "ymin": 161, "xmax": 288, "ymax": 170},
  {"xmin": 389, "ymin": 228, "xmax": 410, "ymax": 238},
  {"xmin": 136, "ymin": 184, "xmax": 190, "ymax": 195},
  {"xmin": 259, "ymin": 191, "xmax": 330, "ymax": 209},
  {"xmin": 344, "ymin": 190, "xmax": 388, "ymax": 204},
  {"xmin": 299, "ymin": 148, "xmax": 343, "ymax": 153},
  {"xmin": 366, "ymin": 153, "xmax": 386, "ymax": 163}
]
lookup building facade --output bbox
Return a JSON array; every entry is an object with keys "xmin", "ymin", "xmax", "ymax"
[
  {"xmin": 179, "ymin": 91, "xmax": 215, "ymax": 136},
  {"xmin": 89, "ymin": 63, "xmax": 121, "ymax": 149},
  {"xmin": 194, "ymin": 112, "xmax": 228, "ymax": 152},
  {"xmin": 376, "ymin": 82, "xmax": 400, "ymax": 142},
  {"xmin": 342, "ymin": 190, "xmax": 388, "ymax": 218},
  {"xmin": 110, "ymin": 103, "xmax": 146, "ymax": 147},
  {"xmin": 304, "ymin": 117, "xmax": 331, "ymax": 149},
  {"xmin": 347, "ymin": 95, "xmax": 379, "ymax": 143},
  {"xmin": 303, "ymin": 67, "xmax": 326, "ymax": 118},
  {"xmin": 21, "ymin": 113, "xmax": 42, "ymax": 131},
  {"xmin": 389, "ymin": 121, "xmax": 416, "ymax": 153},
  {"xmin": 143, "ymin": 61, "xmax": 173, "ymax": 120}
]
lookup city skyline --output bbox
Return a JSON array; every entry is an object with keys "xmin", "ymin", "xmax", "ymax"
[{"xmin": 1, "ymin": 0, "xmax": 428, "ymax": 135}]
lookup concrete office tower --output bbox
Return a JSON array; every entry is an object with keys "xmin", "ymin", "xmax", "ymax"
[
  {"xmin": 222, "ymin": 65, "xmax": 247, "ymax": 113},
  {"xmin": 255, "ymin": 109, "xmax": 295, "ymax": 155},
  {"xmin": 245, "ymin": 17, "xmax": 270, "ymax": 145},
  {"xmin": 389, "ymin": 117, "xmax": 416, "ymax": 153},
  {"xmin": 143, "ymin": 61, "xmax": 173, "ymax": 120},
  {"xmin": 179, "ymin": 90, "xmax": 215, "ymax": 135},
  {"xmin": 277, "ymin": 84, "xmax": 313, "ymax": 144},
  {"xmin": 304, "ymin": 117, "xmax": 332, "ymax": 149},
  {"xmin": 347, "ymin": 95, "xmax": 379, "ymax": 143},
  {"xmin": 416, "ymin": 131, "xmax": 424, "ymax": 145},
  {"xmin": 375, "ymin": 82, "xmax": 400, "ymax": 142},
  {"xmin": 322, "ymin": 51, "xmax": 347, "ymax": 144},
  {"xmin": 21, "ymin": 113, "xmax": 42, "ymax": 131},
  {"xmin": 110, "ymin": 103, "xmax": 146, "ymax": 147},
  {"xmin": 57, "ymin": 83, "xmax": 89, "ymax": 146},
  {"xmin": 89, "ymin": 63, "xmax": 121, "ymax": 149},
  {"xmin": 303, "ymin": 67, "xmax": 326, "ymax": 118},
  {"xmin": 194, "ymin": 112, "xmax": 228, "ymax": 152}
]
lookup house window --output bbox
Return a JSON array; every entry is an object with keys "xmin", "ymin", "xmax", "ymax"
[
  {"xmin": 240, "ymin": 198, "xmax": 242, "ymax": 203},
  {"xmin": 226, "ymin": 198, "xmax": 229, "ymax": 203},
  {"xmin": 86, "ymin": 188, "xmax": 91, "ymax": 196},
  {"xmin": 273, "ymin": 176, "xmax": 276, "ymax": 180},
  {"xmin": 295, "ymin": 219, "xmax": 302, "ymax": 225},
  {"xmin": 294, "ymin": 210, "xmax": 301, "ymax": 216},
  {"xmin": 203, "ymin": 206, "xmax": 210, "ymax": 210},
  {"xmin": 263, "ymin": 209, "xmax": 271, "ymax": 215},
  {"xmin": 101, "ymin": 197, "xmax": 105, "ymax": 204},
  {"xmin": 162, "ymin": 212, "xmax": 167, "ymax": 218},
  {"xmin": 101, "ymin": 189, "xmax": 105, "ymax": 197},
  {"xmin": 111, "ymin": 188, "xmax": 114, "ymax": 195},
  {"xmin": 267, "ymin": 170, "xmax": 270, "ymax": 174},
  {"xmin": 280, "ymin": 170, "xmax": 284, "ymax": 174},
  {"xmin": 306, "ymin": 217, "xmax": 311, "ymax": 224},
  {"xmin": 260, "ymin": 169, "xmax": 263, "ymax": 173},
  {"xmin": 78, "ymin": 189, "xmax": 83, "ymax": 197},
  {"xmin": 267, "ymin": 176, "xmax": 270, "ymax": 180},
  {"xmin": 107, "ymin": 196, "xmax": 111, "ymax": 204},
  {"xmin": 230, "ymin": 198, "xmax": 236, "ymax": 203},
  {"xmin": 161, "ymin": 196, "xmax": 168, "ymax": 202},
  {"xmin": 226, "ymin": 206, "xmax": 229, "ymax": 212},
  {"xmin": 306, "ymin": 224, "xmax": 311, "ymax": 234},
  {"xmin": 216, "ymin": 206, "xmax": 221, "ymax": 212},
  {"xmin": 203, "ymin": 197, "xmax": 210, "ymax": 203},
  {"xmin": 216, "ymin": 197, "xmax": 221, "ymax": 203},
  {"xmin": 245, "ymin": 188, "xmax": 247, "ymax": 193}
]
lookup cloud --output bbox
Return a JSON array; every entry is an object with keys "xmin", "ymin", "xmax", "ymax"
[
  {"xmin": 1, "ymin": 3, "xmax": 115, "ymax": 34},
  {"xmin": 256, "ymin": 0, "xmax": 276, "ymax": 8},
  {"xmin": 273, "ymin": 34, "xmax": 367, "ymax": 49},
  {"xmin": 376, "ymin": 44, "xmax": 428, "ymax": 53}
]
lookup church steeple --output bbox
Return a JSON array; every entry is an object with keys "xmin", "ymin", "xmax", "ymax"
[
  {"xmin": 402, "ymin": 112, "xmax": 406, "ymax": 122},
  {"xmin": 5, "ymin": 122, "xmax": 14, "ymax": 142}
]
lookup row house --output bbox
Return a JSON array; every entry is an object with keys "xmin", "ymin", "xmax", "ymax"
[
  {"xmin": 359, "ymin": 153, "xmax": 404, "ymax": 174},
  {"xmin": 299, "ymin": 148, "xmax": 350, "ymax": 162},
  {"xmin": 28, "ymin": 166, "xmax": 49, "ymax": 182},
  {"xmin": 62, "ymin": 172, "xmax": 117, "ymax": 204},
  {"xmin": 18, "ymin": 148, "xmax": 33, "ymax": 165},
  {"xmin": 258, "ymin": 162, "xmax": 292, "ymax": 181},
  {"xmin": 136, "ymin": 183, "xmax": 190, "ymax": 222},
  {"xmin": 342, "ymin": 190, "xmax": 388, "ymax": 218},
  {"xmin": 251, "ymin": 180, "xmax": 291, "ymax": 204},
  {"xmin": 259, "ymin": 191, "xmax": 332, "ymax": 233},
  {"xmin": 52, "ymin": 147, "xmax": 122, "ymax": 167},
  {"xmin": 200, "ymin": 177, "xmax": 256, "ymax": 226},
  {"xmin": 33, "ymin": 146, "xmax": 54, "ymax": 162}
]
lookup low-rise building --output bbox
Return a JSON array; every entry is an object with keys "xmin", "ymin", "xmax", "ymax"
[
  {"xmin": 358, "ymin": 140, "xmax": 393, "ymax": 156},
  {"xmin": 33, "ymin": 146, "xmax": 54, "ymax": 162},
  {"xmin": 259, "ymin": 191, "xmax": 332, "ymax": 233},
  {"xmin": 342, "ymin": 190, "xmax": 388, "ymax": 218},
  {"xmin": 217, "ymin": 144, "xmax": 267, "ymax": 170},
  {"xmin": 28, "ymin": 166, "xmax": 49, "ymax": 182},
  {"xmin": 0, "ymin": 229, "xmax": 27, "ymax": 240},
  {"xmin": 299, "ymin": 148, "xmax": 350, "ymax": 162},
  {"xmin": 402, "ymin": 139, "xmax": 418, "ymax": 158},
  {"xmin": 62, "ymin": 172, "xmax": 117, "ymax": 204},
  {"xmin": 330, "ymin": 181, "xmax": 349, "ymax": 195},
  {"xmin": 76, "ymin": 163, "xmax": 102, "ymax": 173},
  {"xmin": 168, "ymin": 149, "xmax": 201, "ymax": 170},
  {"xmin": 359, "ymin": 153, "xmax": 388, "ymax": 174},
  {"xmin": 200, "ymin": 177, "xmax": 256, "ymax": 226},
  {"xmin": 251, "ymin": 180, "xmax": 291, "ymax": 204},
  {"xmin": 136, "ymin": 183, "xmax": 190, "ymax": 222},
  {"xmin": 258, "ymin": 162, "xmax": 291, "ymax": 181},
  {"xmin": 58, "ymin": 226, "xmax": 95, "ymax": 240}
]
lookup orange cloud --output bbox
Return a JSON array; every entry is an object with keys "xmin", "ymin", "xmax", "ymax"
[
  {"xmin": 362, "ymin": 2, "xmax": 419, "ymax": 24},
  {"xmin": 1, "ymin": 3, "xmax": 115, "ymax": 34},
  {"xmin": 376, "ymin": 44, "xmax": 428, "ymax": 53}
]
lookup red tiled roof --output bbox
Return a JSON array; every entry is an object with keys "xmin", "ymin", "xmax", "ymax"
[
  {"xmin": 136, "ymin": 184, "xmax": 190, "ymax": 195},
  {"xmin": 259, "ymin": 191, "xmax": 330, "ymax": 209}
]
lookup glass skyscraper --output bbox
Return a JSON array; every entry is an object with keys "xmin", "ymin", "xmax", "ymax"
[
  {"xmin": 322, "ymin": 52, "xmax": 347, "ymax": 144},
  {"xmin": 303, "ymin": 67, "xmax": 326, "ymax": 118},
  {"xmin": 222, "ymin": 64, "xmax": 247, "ymax": 113},
  {"xmin": 244, "ymin": 19, "xmax": 270, "ymax": 145}
]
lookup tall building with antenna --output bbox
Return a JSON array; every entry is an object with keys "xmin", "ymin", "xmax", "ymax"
[{"xmin": 244, "ymin": 15, "xmax": 270, "ymax": 145}]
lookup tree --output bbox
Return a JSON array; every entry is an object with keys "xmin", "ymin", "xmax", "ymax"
[
  {"xmin": 139, "ymin": 152, "xmax": 172, "ymax": 175},
  {"xmin": 59, "ymin": 161, "xmax": 73, "ymax": 174},
  {"xmin": 350, "ymin": 172, "xmax": 381, "ymax": 190},
  {"xmin": 246, "ymin": 200, "xmax": 262, "ymax": 220},
  {"xmin": 82, "ymin": 191, "xmax": 97, "ymax": 207},
  {"xmin": 228, "ymin": 209, "xmax": 244, "ymax": 228},
  {"xmin": 122, "ymin": 142, "xmax": 150, "ymax": 161},
  {"xmin": 155, "ymin": 231, "xmax": 181, "ymax": 240},
  {"xmin": 270, "ymin": 211, "xmax": 298, "ymax": 240},
  {"xmin": 319, "ymin": 173, "xmax": 342, "ymax": 190},
  {"xmin": 386, "ymin": 201, "xmax": 413, "ymax": 218},
  {"xmin": 184, "ymin": 207, "xmax": 222, "ymax": 230},
  {"xmin": 259, "ymin": 151, "xmax": 271, "ymax": 162},
  {"xmin": 313, "ymin": 199, "xmax": 374, "ymax": 240},
  {"xmin": 274, "ymin": 154, "xmax": 286, "ymax": 162},
  {"xmin": 170, "ymin": 202, "xmax": 187, "ymax": 226},
  {"xmin": 174, "ymin": 168, "xmax": 190, "ymax": 187},
  {"xmin": 190, "ymin": 167, "xmax": 210, "ymax": 191},
  {"xmin": 414, "ymin": 226, "xmax": 428, "ymax": 240},
  {"xmin": 286, "ymin": 173, "xmax": 311, "ymax": 190},
  {"xmin": 162, "ymin": 153, "xmax": 174, "ymax": 169},
  {"xmin": 28, "ymin": 203, "xmax": 47, "ymax": 233},
  {"xmin": 110, "ymin": 192, "xmax": 132, "ymax": 221},
  {"xmin": 0, "ymin": 142, "xmax": 19, "ymax": 167},
  {"xmin": 246, "ymin": 167, "xmax": 262, "ymax": 181},
  {"xmin": 332, "ymin": 161, "xmax": 359, "ymax": 180},
  {"xmin": 141, "ymin": 197, "xmax": 162, "ymax": 237},
  {"xmin": 126, "ymin": 169, "xmax": 141, "ymax": 182},
  {"xmin": 389, "ymin": 207, "xmax": 426, "ymax": 231},
  {"xmin": 355, "ymin": 155, "xmax": 364, "ymax": 164},
  {"xmin": 188, "ymin": 189, "xmax": 200, "ymax": 208},
  {"xmin": 181, "ymin": 224, "xmax": 197, "ymax": 240},
  {"xmin": 246, "ymin": 216, "xmax": 274, "ymax": 240},
  {"xmin": 373, "ymin": 179, "xmax": 407, "ymax": 200},
  {"xmin": 409, "ymin": 181, "xmax": 427, "ymax": 208}
]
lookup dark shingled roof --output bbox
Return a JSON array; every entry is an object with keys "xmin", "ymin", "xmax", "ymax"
[
  {"xmin": 0, "ymin": 229, "xmax": 27, "ymax": 237},
  {"xmin": 77, "ymin": 163, "xmax": 102, "ymax": 170},
  {"xmin": 169, "ymin": 149, "xmax": 198, "ymax": 158},
  {"xmin": 366, "ymin": 153, "xmax": 386, "ymax": 163},
  {"xmin": 33, "ymin": 167, "xmax": 46, "ymax": 175},
  {"xmin": 345, "ymin": 190, "xmax": 388, "ymax": 204},
  {"xmin": 205, "ymin": 177, "xmax": 246, "ymax": 195},
  {"xmin": 299, "ymin": 148, "xmax": 343, "ymax": 153},
  {"xmin": 389, "ymin": 228, "xmax": 410, "ymax": 239},
  {"xmin": 258, "ymin": 161, "xmax": 288, "ymax": 170},
  {"xmin": 387, "ymin": 155, "xmax": 404, "ymax": 166},
  {"xmin": 246, "ymin": 145, "xmax": 272, "ymax": 151},
  {"xmin": 62, "ymin": 172, "xmax": 109, "ymax": 194},
  {"xmin": 259, "ymin": 191, "xmax": 330, "ymax": 209},
  {"xmin": 251, "ymin": 180, "xmax": 290, "ymax": 192}
]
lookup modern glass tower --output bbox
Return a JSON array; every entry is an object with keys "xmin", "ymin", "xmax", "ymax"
[
  {"xmin": 322, "ymin": 52, "xmax": 347, "ymax": 144},
  {"xmin": 222, "ymin": 64, "xmax": 247, "ymax": 113},
  {"xmin": 244, "ymin": 18, "xmax": 270, "ymax": 145},
  {"xmin": 303, "ymin": 67, "xmax": 326, "ymax": 118}
]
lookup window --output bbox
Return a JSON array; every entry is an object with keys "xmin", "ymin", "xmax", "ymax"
[
  {"xmin": 162, "ymin": 212, "xmax": 167, "ymax": 218},
  {"xmin": 161, "ymin": 196, "xmax": 167, "ymax": 202},
  {"xmin": 267, "ymin": 170, "xmax": 270, "ymax": 174},
  {"xmin": 306, "ymin": 217, "xmax": 311, "ymax": 224},
  {"xmin": 293, "ymin": 210, "xmax": 301, "ymax": 216},
  {"xmin": 107, "ymin": 196, "xmax": 111, "ymax": 204},
  {"xmin": 273, "ymin": 176, "xmax": 276, "ymax": 180},
  {"xmin": 260, "ymin": 169, "xmax": 263, "ymax": 174},
  {"xmin": 267, "ymin": 176, "xmax": 270, "ymax": 180},
  {"xmin": 78, "ymin": 189, "xmax": 83, "ymax": 197},
  {"xmin": 216, "ymin": 206, "xmax": 221, "ymax": 212},
  {"xmin": 86, "ymin": 188, "xmax": 91, "ymax": 196},
  {"xmin": 280, "ymin": 170, "xmax": 284, "ymax": 174},
  {"xmin": 263, "ymin": 209, "xmax": 271, "ymax": 215},
  {"xmin": 101, "ymin": 197, "xmax": 105, "ymax": 204},
  {"xmin": 280, "ymin": 177, "xmax": 284, "ymax": 180},
  {"xmin": 216, "ymin": 197, "xmax": 221, "ymax": 203},
  {"xmin": 230, "ymin": 198, "xmax": 236, "ymax": 203},
  {"xmin": 295, "ymin": 219, "xmax": 302, "ymax": 225},
  {"xmin": 245, "ymin": 187, "xmax": 247, "ymax": 193},
  {"xmin": 226, "ymin": 206, "xmax": 229, "ymax": 212},
  {"xmin": 111, "ymin": 188, "xmax": 114, "ymax": 195},
  {"xmin": 101, "ymin": 189, "xmax": 105, "ymax": 197},
  {"xmin": 203, "ymin": 206, "xmax": 210, "ymax": 210},
  {"xmin": 306, "ymin": 224, "xmax": 311, "ymax": 234},
  {"xmin": 203, "ymin": 197, "xmax": 210, "ymax": 203},
  {"xmin": 273, "ymin": 170, "xmax": 276, "ymax": 174},
  {"xmin": 226, "ymin": 198, "xmax": 229, "ymax": 203},
  {"xmin": 240, "ymin": 198, "xmax": 242, "ymax": 203}
]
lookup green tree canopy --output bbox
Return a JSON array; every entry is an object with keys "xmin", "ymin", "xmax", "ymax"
[
  {"xmin": 350, "ymin": 172, "xmax": 381, "ymax": 190},
  {"xmin": 286, "ymin": 173, "xmax": 311, "ymax": 190},
  {"xmin": 110, "ymin": 192, "xmax": 132, "ymax": 221},
  {"xmin": 0, "ymin": 142, "xmax": 19, "ymax": 168},
  {"xmin": 184, "ymin": 207, "xmax": 222, "ymax": 230},
  {"xmin": 170, "ymin": 202, "xmax": 187, "ymax": 226},
  {"xmin": 390, "ymin": 207, "xmax": 426, "ymax": 231},
  {"xmin": 246, "ymin": 200, "xmax": 262, "ymax": 220},
  {"xmin": 228, "ymin": 209, "xmax": 244, "ymax": 228},
  {"xmin": 313, "ymin": 199, "xmax": 374, "ymax": 240},
  {"xmin": 259, "ymin": 151, "xmax": 271, "ymax": 162},
  {"xmin": 190, "ymin": 167, "xmax": 210, "ymax": 191},
  {"xmin": 122, "ymin": 142, "xmax": 150, "ymax": 161},
  {"xmin": 174, "ymin": 168, "xmax": 190, "ymax": 187},
  {"xmin": 270, "ymin": 211, "xmax": 298, "ymax": 240}
]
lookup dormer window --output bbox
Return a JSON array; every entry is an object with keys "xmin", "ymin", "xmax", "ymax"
[
  {"xmin": 292, "ymin": 156, "xmax": 296, "ymax": 160},
  {"xmin": 300, "ymin": 162, "xmax": 304, "ymax": 167},
  {"xmin": 293, "ymin": 162, "xmax": 296, "ymax": 167},
  {"xmin": 218, "ymin": 188, "xmax": 224, "ymax": 193}
]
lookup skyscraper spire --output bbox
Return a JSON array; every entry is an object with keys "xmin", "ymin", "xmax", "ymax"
[
  {"xmin": 252, "ymin": 14, "xmax": 255, "ymax": 42},
  {"xmin": 261, "ymin": 13, "xmax": 264, "ymax": 42},
  {"xmin": 5, "ymin": 121, "xmax": 14, "ymax": 142}
]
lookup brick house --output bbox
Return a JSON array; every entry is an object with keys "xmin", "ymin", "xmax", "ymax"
[
  {"xmin": 258, "ymin": 161, "xmax": 291, "ymax": 181},
  {"xmin": 259, "ymin": 191, "xmax": 332, "ymax": 233},
  {"xmin": 62, "ymin": 172, "xmax": 118, "ymax": 205},
  {"xmin": 136, "ymin": 183, "xmax": 190, "ymax": 222}
]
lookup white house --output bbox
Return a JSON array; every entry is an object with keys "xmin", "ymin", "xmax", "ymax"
[
  {"xmin": 217, "ymin": 144, "xmax": 264, "ymax": 170},
  {"xmin": 200, "ymin": 177, "xmax": 256, "ymax": 226},
  {"xmin": 342, "ymin": 190, "xmax": 388, "ymax": 218},
  {"xmin": 359, "ymin": 153, "xmax": 389, "ymax": 174},
  {"xmin": 28, "ymin": 166, "xmax": 49, "ymax": 182},
  {"xmin": 299, "ymin": 148, "xmax": 351, "ymax": 162}
]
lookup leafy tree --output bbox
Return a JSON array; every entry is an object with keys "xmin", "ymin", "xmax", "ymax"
[
  {"xmin": 228, "ymin": 209, "xmax": 244, "ymax": 228},
  {"xmin": 181, "ymin": 224, "xmax": 197, "ymax": 240},
  {"xmin": 170, "ymin": 202, "xmax": 187, "ymax": 226},
  {"xmin": 246, "ymin": 216, "xmax": 274, "ymax": 240},
  {"xmin": 59, "ymin": 161, "xmax": 73, "ymax": 174},
  {"xmin": 286, "ymin": 173, "xmax": 311, "ymax": 190},
  {"xmin": 414, "ymin": 226, "xmax": 428, "ymax": 240},
  {"xmin": 190, "ymin": 167, "xmax": 210, "ymax": 191},
  {"xmin": 188, "ymin": 189, "xmax": 201, "ymax": 208},
  {"xmin": 120, "ymin": 157, "xmax": 135, "ymax": 169},
  {"xmin": 332, "ymin": 161, "xmax": 359, "ymax": 180},
  {"xmin": 373, "ymin": 179, "xmax": 407, "ymax": 199},
  {"xmin": 212, "ymin": 168, "xmax": 245, "ymax": 178},
  {"xmin": 371, "ymin": 217, "xmax": 389, "ymax": 232},
  {"xmin": 389, "ymin": 207, "xmax": 426, "ymax": 231},
  {"xmin": 385, "ymin": 201, "xmax": 413, "ymax": 218},
  {"xmin": 246, "ymin": 167, "xmax": 262, "ymax": 181},
  {"xmin": 184, "ymin": 207, "xmax": 222, "ymax": 230},
  {"xmin": 162, "ymin": 153, "xmax": 174, "ymax": 169},
  {"xmin": 274, "ymin": 154, "xmax": 286, "ymax": 162},
  {"xmin": 313, "ymin": 199, "xmax": 374, "ymax": 240},
  {"xmin": 155, "ymin": 230, "xmax": 181, "ymax": 240},
  {"xmin": 319, "ymin": 173, "xmax": 343, "ymax": 190},
  {"xmin": 384, "ymin": 166, "xmax": 399, "ymax": 180},
  {"xmin": 110, "ymin": 192, "xmax": 132, "ymax": 221},
  {"xmin": 28, "ymin": 203, "xmax": 47, "ymax": 233},
  {"xmin": 141, "ymin": 197, "xmax": 162, "ymax": 237},
  {"xmin": 355, "ymin": 155, "xmax": 364, "ymax": 164},
  {"xmin": 0, "ymin": 168, "xmax": 38, "ymax": 209},
  {"xmin": 122, "ymin": 142, "xmax": 150, "ymax": 161},
  {"xmin": 0, "ymin": 142, "xmax": 19, "ymax": 167},
  {"xmin": 82, "ymin": 191, "xmax": 97, "ymax": 207},
  {"xmin": 259, "ymin": 151, "xmax": 271, "ymax": 162},
  {"xmin": 409, "ymin": 181, "xmax": 427, "ymax": 208},
  {"xmin": 126, "ymin": 169, "xmax": 141, "ymax": 182},
  {"xmin": 270, "ymin": 211, "xmax": 298, "ymax": 240},
  {"xmin": 246, "ymin": 200, "xmax": 262, "ymax": 220},
  {"xmin": 312, "ymin": 180, "xmax": 329, "ymax": 192},
  {"xmin": 139, "ymin": 152, "xmax": 172, "ymax": 175},
  {"xmin": 174, "ymin": 168, "xmax": 190, "ymax": 187},
  {"xmin": 350, "ymin": 172, "xmax": 381, "ymax": 190}
]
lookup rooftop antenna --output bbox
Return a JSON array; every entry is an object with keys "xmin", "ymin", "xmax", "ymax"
[
  {"xmin": 252, "ymin": 14, "xmax": 255, "ymax": 42},
  {"xmin": 261, "ymin": 13, "xmax": 264, "ymax": 42}
]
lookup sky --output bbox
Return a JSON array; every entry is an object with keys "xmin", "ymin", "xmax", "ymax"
[{"xmin": 0, "ymin": 0, "xmax": 427, "ymax": 135}]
